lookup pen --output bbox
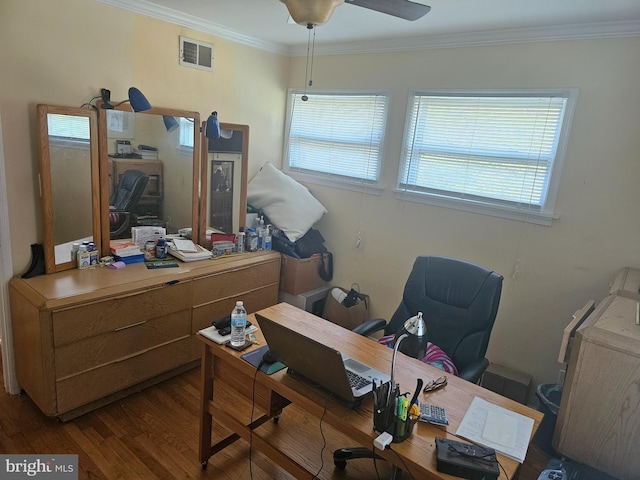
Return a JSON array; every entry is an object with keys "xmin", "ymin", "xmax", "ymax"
[{"xmin": 401, "ymin": 396, "xmax": 408, "ymax": 421}]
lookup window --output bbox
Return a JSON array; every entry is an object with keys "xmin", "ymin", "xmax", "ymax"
[
  {"xmin": 398, "ymin": 90, "xmax": 577, "ymax": 225},
  {"xmin": 179, "ymin": 117, "xmax": 194, "ymax": 149},
  {"xmin": 47, "ymin": 114, "xmax": 90, "ymax": 144},
  {"xmin": 284, "ymin": 90, "xmax": 388, "ymax": 189}
]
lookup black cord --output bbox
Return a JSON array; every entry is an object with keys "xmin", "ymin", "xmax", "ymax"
[
  {"xmin": 249, "ymin": 361, "xmax": 265, "ymax": 479},
  {"xmin": 371, "ymin": 443, "xmax": 382, "ymax": 480},
  {"xmin": 311, "ymin": 393, "xmax": 331, "ymax": 479},
  {"xmin": 388, "ymin": 445, "xmax": 415, "ymax": 480}
]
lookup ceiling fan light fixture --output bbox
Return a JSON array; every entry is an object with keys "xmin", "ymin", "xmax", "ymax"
[{"xmin": 281, "ymin": 0, "xmax": 344, "ymax": 26}]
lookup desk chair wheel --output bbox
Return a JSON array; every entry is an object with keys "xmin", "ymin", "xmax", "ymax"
[
  {"xmin": 201, "ymin": 461, "xmax": 207, "ymax": 470},
  {"xmin": 273, "ymin": 414, "xmax": 280, "ymax": 424}
]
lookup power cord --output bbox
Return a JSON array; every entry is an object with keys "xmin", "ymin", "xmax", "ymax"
[
  {"xmin": 311, "ymin": 392, "xmax": 332, "ymax": 479},
  {"xmin": 248, "ymin": 360, "xmax": 266, "ymax": 479}
]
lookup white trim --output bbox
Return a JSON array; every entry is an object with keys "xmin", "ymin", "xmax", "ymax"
[
  {"xmin": 0, "ymin": 114, "xmax": 20, "ymax": 394},
  {"xmin": 394, "ymin": 189, "xmax": 559, "ymax": 226},
  {"xmin": 97, "ymin": 0, "xmax": 640, "ymax": 56}
]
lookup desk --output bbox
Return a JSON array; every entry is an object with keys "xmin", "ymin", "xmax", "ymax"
[{"xmin": 198, "ymin": 302, "xmax": 543, "ymax": 478}]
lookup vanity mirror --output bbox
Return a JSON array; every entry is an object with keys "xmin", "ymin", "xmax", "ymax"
[
  {"xmin": 37, "ymin": 104, "xmax": 100, "ymax": 273},
  {"xmin": 97, "ymin": 105, "xmax": 201, "ymax": 256},
  {"xmin": 198, "ymin": 122, "xmax": 248, "ymax": 246}
]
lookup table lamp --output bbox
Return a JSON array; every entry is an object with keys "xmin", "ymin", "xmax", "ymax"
[{"xmin": 388, "ymin": 312, "xmax": 427, "ymax": 402}]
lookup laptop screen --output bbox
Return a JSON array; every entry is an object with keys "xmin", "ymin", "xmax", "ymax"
[{"xmin": 255, "ymin": 313, "xmax": 356, "ymax": 404}]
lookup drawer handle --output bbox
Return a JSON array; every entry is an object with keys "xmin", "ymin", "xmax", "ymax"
[{"xmin": 114, "ymin": 320, "xmax": 147, "ymax": 332}]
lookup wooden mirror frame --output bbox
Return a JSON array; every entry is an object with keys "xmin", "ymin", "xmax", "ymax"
[
  {"xmin": 97, "ymin": 104, "xmax": 201, "ymax": 256},
  {"xmin": 37, "ymin": 104, "xmax": 100, "ymax": 274},
  {"xmin": 198, "ymin": 122, "xmax": 248, "ymax": 247}
]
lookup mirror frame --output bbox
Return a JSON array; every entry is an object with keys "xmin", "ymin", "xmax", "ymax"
[
  {"xmin": 37, "ymin": 104, "xmax": 100, "ymax": 274},
  {"xmin": 97, "ymin": 104, "xmax": 201, "ymax": 256},
  {"xmin": 198, "ymin": 122, "xmax": 248, "ymax": 246}
]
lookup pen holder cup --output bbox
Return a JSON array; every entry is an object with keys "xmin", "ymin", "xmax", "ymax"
[{"xmin": 373, "ymin": 405, "xmax": 417, "ymax": 443}]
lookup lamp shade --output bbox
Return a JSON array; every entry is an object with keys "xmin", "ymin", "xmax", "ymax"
[
  {"xmin": 128, "ymin": 87, "xmax": 152, "ymax": 112},
  {"xmin": 280, "ymin": 0, "xmax": 344, "ymax": 26},
  {"xmin": 163, "ymin": 115, "xmax": 179, "ymax": 132},
  {"xmin": 205, "ymin": 112, "xmax": 220, "ymax": 139},
  {"xmin": 394, "ymin": 312, "xmax": 428, "ymax": 359}
]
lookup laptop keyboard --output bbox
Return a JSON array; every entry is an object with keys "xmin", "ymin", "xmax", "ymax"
[{"xmin": 346, "ymin": 369, "xmax": 372, "ymax": 390}]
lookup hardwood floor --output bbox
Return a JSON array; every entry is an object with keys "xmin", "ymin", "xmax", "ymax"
[{"xmin": 0, "ymin": 355, "xmax": 551, "ymax": 479}]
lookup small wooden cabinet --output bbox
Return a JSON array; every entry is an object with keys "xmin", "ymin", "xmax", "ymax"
[
  {"xmin": 9, "ymin": 251, "xmax": 280, "ymax": 420},
  {"xmin": 553, "ymin": 280, "xmax": 640, "ymax": 480}
]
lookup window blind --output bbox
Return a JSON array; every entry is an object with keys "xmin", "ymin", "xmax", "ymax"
[
  {"xmin": 179, "ymin": 117, "xmax": 194, "ymax": 148},
  {"xmin": 399, "ymin": 93, "xmax": 568, "ymax": 211},
  {"xmin": 286, "ymin": 92, "xmax": 388, "ymax": 183},
  {"xmin": 47, "ymin": 114, "xmax": 90, "ymax": 141}
]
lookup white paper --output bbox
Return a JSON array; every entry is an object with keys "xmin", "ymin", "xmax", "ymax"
[
  {"xmin": 456, "ymin": 397, "xmax": 534, "ymax": 463},
  {"xmin": 172, "ymin": 238, "xmax": 198, "ymax": 252},
  {"xmin": 198, "ymin": 325, "xmax": 258, "ymax": 344}
]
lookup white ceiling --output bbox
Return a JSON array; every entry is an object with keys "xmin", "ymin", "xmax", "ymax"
[{"xmin": 101, "ymin": 0, "xmax": 640, "ymax": 55}]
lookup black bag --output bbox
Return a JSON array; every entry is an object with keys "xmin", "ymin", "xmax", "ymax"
[{"xmin": 295, "ymin": 228, "xmax": 333, "ymax": 281}]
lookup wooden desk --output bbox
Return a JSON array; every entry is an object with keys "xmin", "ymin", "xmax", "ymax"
[{"xmin": 198, "ymin": 302, "xmax": 543, "ymax": 478}]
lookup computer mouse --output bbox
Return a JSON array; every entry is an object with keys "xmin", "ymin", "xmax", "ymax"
[{"xmin": 262, "ymin": 349, "xmax": 278, "ymax": 364}]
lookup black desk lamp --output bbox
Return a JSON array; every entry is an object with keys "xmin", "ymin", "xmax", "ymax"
[{"xmin": 388, "ymin": 312, "xmax": 427, "ymax": 401}]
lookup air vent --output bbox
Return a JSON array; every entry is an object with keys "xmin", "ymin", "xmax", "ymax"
[{"xmin": 179, "ymin": 36, "xmax": 214, "ymax": 71}]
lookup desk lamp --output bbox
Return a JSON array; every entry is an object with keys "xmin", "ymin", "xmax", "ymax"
[
  {"xmin": 162, "ymin": 115, "xmax": 179, "ymax": 132},
  {"xmin": 388, "ymin": 312, "xmax": 427, "ymax": 401},
  {"xmin": 100, "ymin": 87, "xmax": 152, "ymax": 112},
  {"xmin": 205, "ymin": 111, "xmax": 221, "ymax": 139}
]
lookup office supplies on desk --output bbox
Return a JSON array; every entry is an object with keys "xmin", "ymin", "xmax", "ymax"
[
  {"xmin": 256, "ymin": 312, "xmax": 390, "ymax": 408},
  {"xmin": 198, "ymin": 324, "xmax": 258, "ymax": 345},
  {"xmin": 456, "ymin": 396, "xmax": 535, "ymax": 463}
]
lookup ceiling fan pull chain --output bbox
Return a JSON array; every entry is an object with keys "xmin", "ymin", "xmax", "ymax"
[{"xmin": 308, "ymin": 25, "xmax": 316, "ymax": 87}]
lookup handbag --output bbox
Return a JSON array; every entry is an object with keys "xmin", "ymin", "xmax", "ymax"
[{"xmin": 295, "ymin": 228, "xmax": 333, "ymax": 281}]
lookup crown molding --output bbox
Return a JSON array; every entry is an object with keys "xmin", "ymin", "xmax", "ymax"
[{"xmin": 99, "ymin": 0, "xmax": 640, "ymax": 57}]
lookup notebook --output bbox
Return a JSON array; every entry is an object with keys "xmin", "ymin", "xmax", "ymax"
[{"xmin": 255, "ymin": 313, "xmax": 390, "ymax": 408}]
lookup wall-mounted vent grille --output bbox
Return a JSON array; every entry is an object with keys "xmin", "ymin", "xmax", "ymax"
[{"xmin": 180, "ymin": 36, "xmax": 214, "ymax": 71}]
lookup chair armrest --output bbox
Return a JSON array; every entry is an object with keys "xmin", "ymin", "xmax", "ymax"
[
  {"xmin": 351, "ymin": 318, "xmax": 387, "ymax": 337},
  {"xmin": 458, "ymin": 358, "xmax": 489, "ymax": 384}
]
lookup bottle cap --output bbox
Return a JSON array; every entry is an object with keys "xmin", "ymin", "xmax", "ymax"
[{"xmin": 236, "ymin": 300, "xmax": 243, "ymax": 306}]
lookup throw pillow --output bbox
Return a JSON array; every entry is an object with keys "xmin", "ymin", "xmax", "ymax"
[{"xmin": 247, "ymin": 162, "xmax": 327, "ymax": 242}]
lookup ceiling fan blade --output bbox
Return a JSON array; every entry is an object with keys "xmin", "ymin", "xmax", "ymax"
[{"xmin": 345, "ymin": 0, "xmax": 430, "ymax": 21}]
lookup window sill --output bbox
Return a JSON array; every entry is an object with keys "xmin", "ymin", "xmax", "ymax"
[
  {"xmin": 394, "ymin": 189, "xmax": 558, "ymax": 226},
  {"xmin": 285, "ymin": 170, "xmax": 385, "ymax": 196}
]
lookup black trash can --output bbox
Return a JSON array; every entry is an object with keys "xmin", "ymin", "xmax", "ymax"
[{"xmin": 533, "ymin": 383, "xmax": 562, "ymax": 455}]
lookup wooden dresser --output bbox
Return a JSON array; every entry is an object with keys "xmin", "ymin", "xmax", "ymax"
[
  {"xmin": 553, "ymin": 268, "xmax": 640, "ymax": 479},
  {"xmin": 9, "ymin": 251, "xmax": 280, "ymax": 420}
]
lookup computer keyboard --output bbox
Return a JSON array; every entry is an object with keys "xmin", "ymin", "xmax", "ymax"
[{"xmin": 346, "ymin": 369, "xmax": 371, "ymax": 390}]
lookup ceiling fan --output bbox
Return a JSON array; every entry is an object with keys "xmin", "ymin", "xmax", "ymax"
[{"xmin": 281, "ymin": 0, "xmax": 431, "ymax": 27}]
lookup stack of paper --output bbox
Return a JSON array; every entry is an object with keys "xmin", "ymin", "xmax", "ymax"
[
  {"xmin": 131, "ymin": 226, "xmax": 166, "ymax": 249},
  {"xmin": 168, "ymin": 241, "xmax": 212, "ymax": 262},
  {"xmin": 455, "ymin": 397, "xmax": 535, "ymax": 463},
  {"xmin": 110, "ymin": 240, "xmax": 144, "ymax": 264}
]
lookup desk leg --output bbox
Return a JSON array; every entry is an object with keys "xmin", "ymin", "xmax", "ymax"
[{"xmin": 198, "ymin": 341, "xmax": 214, "ymax": 469}]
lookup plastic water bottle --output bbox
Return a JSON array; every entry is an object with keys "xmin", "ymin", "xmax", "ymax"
[
  {"xmin": 230, "ymin": 301, "xmax": 247, "ymax": 347},
  {"xmin": 264, "ymin": 224, "xmax": 272, "ymax": 251}
]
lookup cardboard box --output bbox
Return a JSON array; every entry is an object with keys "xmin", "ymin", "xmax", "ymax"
[
  {"xmin": 280, "ymin": 254, "xmax": 327, "ymax": 295},
  {"xmin": 481, "ymin": 363, "xmax": 532, "ymax": 404}
]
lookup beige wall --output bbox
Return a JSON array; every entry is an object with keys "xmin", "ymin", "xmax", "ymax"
[
  {"xmin": 0, "ymin": 0, "xmax": 288, "ymax": 273},
  {"xmin": 287, "ymin": 38, "xmax": 640, "ymax": 392},
  {"xmin": 2, "ymin": 0, "xmax": 639, "ymax": 396}
]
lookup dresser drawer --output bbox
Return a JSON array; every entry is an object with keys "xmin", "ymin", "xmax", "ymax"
[
  {"xmin": 55, "ymin": 310, "xmax": 190, "ymax": 379},
  {"xmin": 192, "ymin": 260, "xmax": 279, "ymax": 306},
  {"xmin": 56, "ymin": 337, "xmax": 191, "ymax": 413},
  {"xmin": 52, "ymin": 282, "xmax": 191, "ymax": 346}
]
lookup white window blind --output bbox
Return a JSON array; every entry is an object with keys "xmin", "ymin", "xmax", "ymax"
[
  {"xmin": 47, "ymin": 114, "xmax": 90, "ymax": 141},
  {"xmin": 286, "ymin": 91, "xmax": 388, "ymax": 184},
  {"xmin": 399, "ymin": 91, "xmax": 574, "ymax": 218},
  {"xmin": 179, "ymin": 117, "xmax": 194, "ymax": 148}
]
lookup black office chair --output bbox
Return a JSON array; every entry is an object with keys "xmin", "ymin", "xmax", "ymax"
[
  {"xmin": 333, "ymin": 255, "xmax": 504, "ymax": 472},
  {"xmin": 109, "ymin": 169, "xmax": 149, "ymax": 239}
]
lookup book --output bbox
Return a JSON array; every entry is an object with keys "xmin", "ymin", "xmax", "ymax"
[
  {"xmin": 110, "ymin": 240, "xmax": 142, "ymax": 257},
  {"xmin": 145, "ymin": 259, "xmax": 179, "ymax": 269}
]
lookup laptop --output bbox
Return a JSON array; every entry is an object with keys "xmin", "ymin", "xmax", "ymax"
[{"xmin": 255, "ymin": 312, "xmax": 390, "ymax": 408}]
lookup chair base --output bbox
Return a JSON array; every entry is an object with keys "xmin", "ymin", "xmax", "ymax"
[{"xmin": 333, "ymin": 447, "xmax": 381, "ymax": 469}]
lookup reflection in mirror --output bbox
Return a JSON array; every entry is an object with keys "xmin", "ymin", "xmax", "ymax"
[
  {"xmin": 98, "ymin": 106, "xmax": 200, "ymax": 255},
  {"xmin": 37, "ymin": 105, "xmax": 100, "ymax": 273},
  {"xmin": 199, "ymin": 123, "xmax": 248, "ymax": 246}
]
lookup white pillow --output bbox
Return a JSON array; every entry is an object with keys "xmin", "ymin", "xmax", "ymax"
[{"xmin": 247, "ymin": 162, "xmax": 327, "ymax": 242}]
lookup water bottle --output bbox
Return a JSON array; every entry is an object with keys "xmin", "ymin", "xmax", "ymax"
[
  {"xmin": 264, "ymin": 224, "xmax": 272, "ymax": 251},
  {"xmin": 230, "ymin": 301, "xmax": 247, "ymax": 347}
]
